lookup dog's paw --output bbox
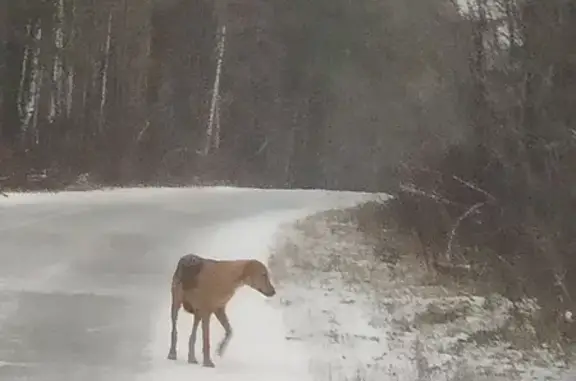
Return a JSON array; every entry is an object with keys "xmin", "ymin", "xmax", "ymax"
[{"xmin": 202, "ymin": 360, "xmax": 215, "ymax": 368}]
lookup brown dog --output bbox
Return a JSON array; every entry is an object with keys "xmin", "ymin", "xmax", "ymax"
[{"xmin": 167, "ymin": 253, "xmax": 276, "ymax": 367}]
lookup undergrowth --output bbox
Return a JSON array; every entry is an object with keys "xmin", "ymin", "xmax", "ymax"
[
  {"xmin": 343, "ymin": 199, "xmax": 576, "ymax": 354},
  {"xmin": 270, "ymin": 204, "xmax": 575, "ymax": 381}
]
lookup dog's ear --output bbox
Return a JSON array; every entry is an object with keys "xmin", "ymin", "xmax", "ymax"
[
  {"xmin": 239, "ymin": 260, "xmax": 255, "ymax": 282},
  {"xmin": 242, "ymin": 260, "xmax": 266, "ymax": 280},
  {"xmin": 243, "ymin": 260, "xmax": 257, "ymax": 276}
]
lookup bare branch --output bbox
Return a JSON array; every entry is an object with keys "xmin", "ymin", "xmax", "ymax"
[
  {"xmin": 399, "ymin": 183, "xmax": 465, "ymax": 207},
  {"xmin": 451, "ymin": 175, "xmax": 497, "ymax": 202},
  {"xmin": 445, "ymin": 201, "xmax": 485, "ymax": 261}
]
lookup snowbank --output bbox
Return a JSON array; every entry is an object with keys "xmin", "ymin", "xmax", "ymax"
[
  {"xmin": 139, "ymin": 209, "xmax": 359, "ymax": 381},
  {"xmin": 269, "ymin": 211, "xmax": 575, "ymax": 381},
  {"xmin": 0, "ymin": 186, "xmax": 245, "ymax": 206}
]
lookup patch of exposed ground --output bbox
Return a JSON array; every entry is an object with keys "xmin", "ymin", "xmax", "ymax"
[{"xmin": 269, "ymin": 206, "xmax": 574, "ymax": 381}]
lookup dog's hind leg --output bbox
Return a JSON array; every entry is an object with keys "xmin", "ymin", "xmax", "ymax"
[
  {"xmin": 215, "ymin": 308, "xmax": 233, "ymax": 357},
  {"xmin": 167, "ymin": 302, "xmax": 179, "ymax": 360},
  {"xmin": 187, "ymin": 313, "xmax": 200, "ymax": 364},
  {"xmin": 201, "ymin": 313, "xmax": 215, "ymax": 368},
  {"xmin": 167, "ymin": 285, "xmax": 182, "ymax": 360}
]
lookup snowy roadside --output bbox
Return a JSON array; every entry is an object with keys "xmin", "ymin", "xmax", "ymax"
[
  {"xmin": 139, "ymin": 205, "xmax": 379, "ymax": 381},
  {"xmin": 0, "ymin": 186, "xmax": 382, "ymax": 381},
  {"xmin": 0, "ymin": 186, "xmax": 247, "ymax": 206},
  {"xmin": 268, "ymin": 207, "xmax": 575, "ymax": 381}
]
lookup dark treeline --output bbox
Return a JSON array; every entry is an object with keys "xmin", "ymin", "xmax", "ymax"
[
  {"xmin": 388, "ymin": 0, "xmax": 576, "ymax": 343},
  {"xmin": 2, "ymin": 0, "xmax": 576, "ymax": 341},
  {"xmin": 0, "ymin": 0, "xmax": 465, "ymax": 189}
]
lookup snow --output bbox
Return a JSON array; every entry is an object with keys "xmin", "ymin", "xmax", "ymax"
[
  {"xmin": 139, "ymin": 211, "xmax": 327, "ymax": 381},
  {"xmin": 0, "ymin": 185, "xmax": 380, "ymax": 208},
  {"xmin": 11, "ymin": 185, "xmax": 570, "ymax": 381},
  {"xmin": 268, "ymin": 213, "xmax": 576, "ymax": 381},
  {"xmin": 0, "ymin": 186, "xmax": 387, "ymax": 381},
  {"xmin": 0, "ymin": 186, "xmax": 240, "ymax": 206},
  {"xmin": 122, "ymin": 187, "xmax": 381, "ymax": 380}
]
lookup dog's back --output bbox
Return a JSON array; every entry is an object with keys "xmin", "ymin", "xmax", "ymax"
[
  {"xmin": 172, "ymin": 254, "xmax": 250, "ymax": 312},
  {"xmin": 173, "ymin": 253, "xmax": 215, "ymax": 290}
]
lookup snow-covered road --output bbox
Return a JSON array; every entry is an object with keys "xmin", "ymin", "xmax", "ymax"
[{"xmin": 0, "ymin": 187, "xmax": 376, "ymax": 381}]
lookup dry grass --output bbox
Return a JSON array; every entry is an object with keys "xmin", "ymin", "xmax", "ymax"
[{"xmin": 268, "ymin": 202, "xmax": 574, "ymax": 381}]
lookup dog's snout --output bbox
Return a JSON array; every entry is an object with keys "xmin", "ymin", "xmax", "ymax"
[{"xmin": 267, "ymin": 288, "xmax": 276, "ymax": 297}]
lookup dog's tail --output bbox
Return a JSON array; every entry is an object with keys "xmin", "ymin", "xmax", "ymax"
[
  {"xmin": 172, "ymin": 257, "xmax": 184, "ymax": 287},
  {"xmin": 172, "ymin": 254, "xmax": 203, "ymax": 315}
]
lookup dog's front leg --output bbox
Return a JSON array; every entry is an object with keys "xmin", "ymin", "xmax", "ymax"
[{"xmin": 215, "ymin": 307, "xmax": 233, "ymax": 357}]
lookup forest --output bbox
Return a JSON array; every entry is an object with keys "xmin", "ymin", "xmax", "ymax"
[{"xmin": 2, "ymin": 0, "xmax": 576, "ymax": 341}]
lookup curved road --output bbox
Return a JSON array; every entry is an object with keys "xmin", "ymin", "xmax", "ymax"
[{"xmin": 0, "ymin": 187, "xmax": 376, "ymax": 381}]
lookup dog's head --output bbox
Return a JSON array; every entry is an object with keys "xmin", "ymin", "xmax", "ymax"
[{"xmin": 242, "ymin": 260, "xmax": 276, "ymax": 297}]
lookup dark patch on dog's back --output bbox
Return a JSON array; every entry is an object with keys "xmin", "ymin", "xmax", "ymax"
[{"xmin": 175, "ymin": 253, "xmax": 212, "ymax": 291}]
